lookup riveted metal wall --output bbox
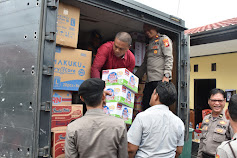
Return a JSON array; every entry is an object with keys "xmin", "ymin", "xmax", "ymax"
[{"xmin": 0, "ymin": 0, "xmax": 58, "ymax": 157}]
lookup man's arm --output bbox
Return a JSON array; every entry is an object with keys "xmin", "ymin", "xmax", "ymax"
[
  {"xmin": 127, "ymin": 114, "xmax": 143, "ymax": 158},
  {"xmin": 91, "ymin": 44, "xmax": 110, "ymax": 78},
  {"xmin": 128, "ymin": 142, "xmax": 139, "ymax": 158},
  {"xmin": 64, "ymin": 128, "xmax": 79, "ymax": 158},
  {"xmin": 118, "ymin": 123, "xmax": 128, "ymax": 158},
  {"xmin": 175, "ymin": 146, "xmax": 183, "ymax": 158},
  {"xmin": 161, "ymin": 36, "xmax": 173, "ymax": 82}
]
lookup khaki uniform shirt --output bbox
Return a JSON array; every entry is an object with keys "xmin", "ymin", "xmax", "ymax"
[
  {"xmin": 135, "ymin": 34, "xmax": 173, "ymax": 82},
  {"xmin": 197, "ymin": 111, "xmax": 233, "ymax": 157},
  {"xmin": 216, "ymin": 133, "xmax": 237, "ymax": 158},
  {"xmin": 65, "ymin": 109, "xmax": 128, "ymax": 158}
]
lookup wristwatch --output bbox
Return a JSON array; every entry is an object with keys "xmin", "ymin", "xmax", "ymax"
[{"xmin": 164, "ymin": 73, "xmax": 170, "ymax": 78}]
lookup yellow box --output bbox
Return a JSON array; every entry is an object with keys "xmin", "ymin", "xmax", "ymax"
[
  {"xmin": 56, "ymin": 3, "xmax": 80, "ymax": 48},
  {"xmin": 53, "ymin": 46, "xmax": 92, "ymax": 91}
]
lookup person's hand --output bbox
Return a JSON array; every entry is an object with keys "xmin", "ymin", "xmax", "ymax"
[
  {"xmin": 102, "ymin": 90, "xmax": 112, "ymax": 106},
  {"xmin": 104, "ymin": 90, "xmax": 112, "ymax": 96},
  {"xmin": 162, "ymin": 76, "xmax": 169, "ymax": 82}
]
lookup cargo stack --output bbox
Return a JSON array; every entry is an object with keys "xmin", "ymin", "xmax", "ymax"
[
  {"xmin": 133, "ymin": 74, "xmax": 147, "ymax": 119},
  {"xmin": 51, "ymin": 2, "xmax": 91, "ymax": 158},
  {"xmin": 102, "ymin": 68, "xmax": 139, "ymax": 124}
]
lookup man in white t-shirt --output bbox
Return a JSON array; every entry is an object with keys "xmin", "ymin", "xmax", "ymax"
[{"xmin": 127, "ymin": 81, "xmax": 185, "ymax": 158}]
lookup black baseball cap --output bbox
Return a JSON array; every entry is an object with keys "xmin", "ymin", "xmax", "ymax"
[{"xmin": 78, "ymin": 78, "xmax": 105, "ymax": 97}]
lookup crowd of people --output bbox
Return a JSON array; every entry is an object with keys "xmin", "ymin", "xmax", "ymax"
[{"xmin": 64, "ymin": 23, "xmax": 237, "ymax": 158}]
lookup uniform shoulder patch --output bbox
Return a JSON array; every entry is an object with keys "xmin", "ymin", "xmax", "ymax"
[
  {"xmin": 163, "ymin": 38, "xmax": 170, "ymax": 47},
  {"xmin": 216, "ymin": 154, "xmax": 220, "ymax": 158}
]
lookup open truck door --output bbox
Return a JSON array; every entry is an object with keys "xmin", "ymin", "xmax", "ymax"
[{"xmin": 0, "ymin": 0, "xmax": 58, "ymax": 157}]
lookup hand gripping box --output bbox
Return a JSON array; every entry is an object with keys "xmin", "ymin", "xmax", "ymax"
[
  {"xmin": 52, "ymin": 91, "xmax": 72, "ymax": 105},
  {"xmin": 51, "ymin": 104, "xmax": 83, "ymax": 132},
  {"xmin": 56, "ymin": 2, "xmax": 80, "ymax": 48},
  {"xmin": 105, "ymin": 85, "xmax": 135, "ymax": 108},
  {"xmin": 104, "ymin": 102, "xmax": 133, "ymax": 124},
  {"xmin": 53, "ymin": 46, "xmax": 92, "ymax": 91},
  {"xmin": 52, "ymin": 131, "xmax": 66, "ymax": 158},
  {"xmin": 102, "ymin": 68, "xmax": 139, "ymax": 93}
]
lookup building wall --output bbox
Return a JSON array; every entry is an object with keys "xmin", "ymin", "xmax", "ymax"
[{"xmin": 190, "ymin": 52, "xmax": 237, "ymax": 109}]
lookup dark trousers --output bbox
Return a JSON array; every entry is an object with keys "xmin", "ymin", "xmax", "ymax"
[
  {"xmin": 202, "ymin": 152, "xmax": 215, "ymax": 158},
  {"xmin": 142, "ymin": 81, "xmax": 160, "ymax": 111}
]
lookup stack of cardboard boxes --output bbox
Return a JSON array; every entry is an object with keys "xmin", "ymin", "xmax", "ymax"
[
  {"xmin": 51, "ymin": 2, "xmax": 91, "ymax": 158},
  {"xmin": 102, "ymin": 68, "xmax": 139, "ymax": 124}
]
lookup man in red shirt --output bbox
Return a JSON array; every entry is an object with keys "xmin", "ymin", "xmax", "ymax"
[{"xmin": 91, "ymin": 32, "xmax": 135, "ymax": 78}]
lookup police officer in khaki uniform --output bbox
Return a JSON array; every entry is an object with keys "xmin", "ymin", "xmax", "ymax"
[
  {"xmin": 135, "ymin": 23, "xmax": 173, "ymax": 111},
  {"xmin": 216, "ymin": 94, "xmax": 237, "ymax": 158},
  {"xmin": 197, "ymin": 88, "xmax": 233, "ymax": 158}
]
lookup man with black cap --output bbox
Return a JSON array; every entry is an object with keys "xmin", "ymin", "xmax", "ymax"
[{"xmin": 64, "ymin": 78, "xmax": 128, "ymax": 158}]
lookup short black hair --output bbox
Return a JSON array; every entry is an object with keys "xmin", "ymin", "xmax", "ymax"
[
  {"xmin": 78, "ymin": 78, "xmax": 105, "ymax": 107},
  {"xmin": 208, "ymin": 88, "xmax": 226, "ymax": 99},
  {"xmin": 155, "ymin": 81, "xmax": 177, "ymax": 106},
  {"xmin": 82, "ymin": 92, "xmax": 103, "ymax": 107},
  {"xmin": 228, "ymin": 94, "xmax": 237, "ymax": 122}
]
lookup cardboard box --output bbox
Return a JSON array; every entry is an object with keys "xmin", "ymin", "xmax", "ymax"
[
  {"xmin": 102, "ymin": 68, "xmax": 139, "ymax": 93},
  {"xmin": 105, "ymin": 85, "xmax": 135, "ymax": 108},
  {"xmin": 53, "ymin": 46, "xmax": 92, "ymax": 91},
  {"xmin": 51, "ymin": 104, "xmax": 83, "ymax": 132},
  {"xmin": 52, "ymin": 131, "xmax": 66, "ymax": 158},
  {"xmin": 134, "ymin": 42, "xmax": 146, "ymax": 66},
  {"xmin": 104, "ymin": 102, "xmax": 133, "ymax": 124},
  {"xmin": 56, "ymin": 3, "xmax": 80, "ymax": 48},
  {"xmin": 52, "ymin": 91, "xmax": 72, "ymax": 105},
  {"xmin": 134, "ymin": 93, "xmax": 143, "ymax": 111}
]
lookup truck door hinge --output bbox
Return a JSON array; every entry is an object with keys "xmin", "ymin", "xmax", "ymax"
[
  {"xmin": 181, "ymin": 102, "xmax": 187, "ymax": 109},
  {"xmin": 38, "ymin": 146, "xmax": 50, "ymax": 157},
  {"xmin": 41, "ymin": 101, "xmax": 51, "ymax": 111},
  {"xmin": 181, "ymin": 60, "xmax": 187, "ymax": 66},
  {"xmin": 42, "ymin": 65, "xmax": 53, "ymax": 76},
  {"xmin": 45, "ymin": 32, "xmax": 55, "ymax": 42},
  {"xmin": 181, "ymin": 81, "xmax": 187, "ymax": 88},
  {"xmin": 47, "ymin": 0, "xmax": 57, "ymax": 9},
  {"xmin": 182, "ymin": 39, "xmax": 187, "ymax": 46}
]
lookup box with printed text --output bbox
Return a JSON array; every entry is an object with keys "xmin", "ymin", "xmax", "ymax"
[
  {"xmin": 56, "ymin": 3, "xmax": 80, "ymax": 48},
  {"xmin": 53, "ymin": 46, "xmax": 92, "ymax": 91},
  {"xmin": 102, "ymin": 68, "xmax": 139, "ymax": 93},
  {"xmin": 52, "ymin": 90, "xmax": 72, "ymax": 105},
  {"xmin": 52, "ymin": 131, "xmax": 66, "ymax": 158},
  {"xmin": 105, "ymin": 85, "xmax": 135, "ymax": 108},
  {"xmin": 104, "ymin": 102, "xmax": 133, "ymax": 124},
  {"xmin": 51, "ymin": 104, "xmax": 83, "ymax": 132}
]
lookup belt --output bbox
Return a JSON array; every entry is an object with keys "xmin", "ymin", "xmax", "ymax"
[{"xmin": 202, "ymin": 152, "xmax": 215, "ymax": 158}]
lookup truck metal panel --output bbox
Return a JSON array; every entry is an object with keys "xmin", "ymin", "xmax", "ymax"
[{"xmin": 0, "ymin": 0, "xmax": 58, "ymax": 157}]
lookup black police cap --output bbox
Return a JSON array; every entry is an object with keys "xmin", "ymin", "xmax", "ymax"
[{"xmin": 78, "ymin": 78, "xmax": 105, "ymax": 97}]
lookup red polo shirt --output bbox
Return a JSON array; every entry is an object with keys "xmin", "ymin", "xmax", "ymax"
[{"xmin": 91, "ymin": 41, "xmax": 135, "ymax": 78}]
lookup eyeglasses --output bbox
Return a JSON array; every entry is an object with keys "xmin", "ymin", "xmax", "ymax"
[{"xmin": 209, "ymin": 99, "xmax": 225, "ymax": 103}]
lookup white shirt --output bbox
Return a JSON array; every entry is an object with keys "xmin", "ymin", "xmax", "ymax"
[{"xmin": 127, "ymin": 104, "xmax": 185, "ymax": 158}]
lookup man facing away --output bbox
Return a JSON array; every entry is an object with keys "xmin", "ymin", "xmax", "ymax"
[
  {"xmin": 197, "ymin": 88, "xmax": 233, "ymax": 158},
  {"xmin": 127, "ymin": 81, "xmax": 185, "ymax": 158},
  {"xmin": 216, "ymin": 94, "xmax": 237, "ymax": 158},
  {"xmin": 64, "ymin": 78, "xmax": 128, "ymax": 158},
  {"xmin": 135, "ymin": 23, "xmax": 173, "ymax": 111},
  {"xmin": 91, "ymin": 32, "xmax": 135, "ymax": 78}
]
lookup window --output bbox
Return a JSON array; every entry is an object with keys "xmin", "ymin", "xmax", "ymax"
[
  {"xmin": 212, "ymin": 63, "xmax": 216, "ymax": 71},
  {"xmin": 194, "ymin": 64, "xmax": 198, "ymax": 72}
]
